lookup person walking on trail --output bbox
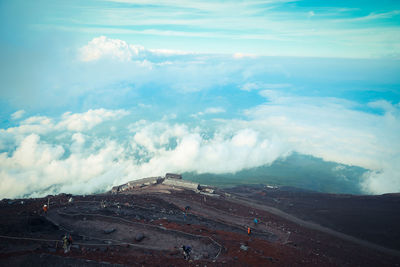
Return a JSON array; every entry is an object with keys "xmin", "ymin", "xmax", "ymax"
[
  {"xmin": 62, "ymin": 234, "xmax": 68, "ymax": 253},
  {"xmin": 43, "ymin": 204, "xmax": 48, "ymax": 215},
  {"xmin": 182, "ymin": 245, "xmax": 192, "ymax": 260},
  {"xmin": 254, "ymin": 218, "xmax": 258, "ymax": 225},
  {"xmin": 62, "ymin": 234, "xmax": 73, "ymax": 253},
  {"xmin": 68, "ymin": 234, "xmax": 73, "ymax": 249},
  {"xmin": 247, "ymin": 227, "xmax": 251, "ymax": 235}
]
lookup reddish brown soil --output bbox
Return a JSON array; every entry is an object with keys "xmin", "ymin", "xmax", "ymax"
[
  {"xmin": 1, "ymin": 184, "xmax": 399, "ymax": 266},
  {"xmin": 226, "ymin": 185, "xmax": 400, "ymax": 250}
]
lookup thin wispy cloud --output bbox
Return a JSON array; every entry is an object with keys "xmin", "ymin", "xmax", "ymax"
[
  {"xmin": 11, "ymin": 110, "xmax": 26, "ymax": 120},
  {"xmin": 25, "ymin": 0, "xmax": 400, "ymax": 58}
]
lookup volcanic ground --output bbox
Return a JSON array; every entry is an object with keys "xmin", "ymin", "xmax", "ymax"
[{"xmin": 1, "ymin": 181, "xmax": 400, "ymax": 266}]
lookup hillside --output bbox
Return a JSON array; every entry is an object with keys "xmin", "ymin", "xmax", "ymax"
[{"xmin": 1, "ymin": 176, "xmax": 399, "ymax": 266}]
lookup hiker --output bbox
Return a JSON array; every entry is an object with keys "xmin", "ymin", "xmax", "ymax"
[
  {"xmin": 247, "ymin": 227, "xmax": 251, "ymax": 235},
  {"xmin": 68, "ymin": 234, "xmax": 73, "ymax": 249},
  {"xmin": 62, "ymin": 234, "xmax": 73, "ymax": 253},
  {"xmin": 254, "ymin": 218, "xmax": 258, "ymax": 225},
  {"xmin": 43, "ymin": 204, "xmax": 48, "ymax": 215},
  {"xmin": 182, "ymin": 245, "xmax": 192, "ymax": 260},
  {"xmin": 62, "ymin": 234, "xmax": 68, "ymax": 253},
  {"xmin": 185, "ymin": 205, "xmax": 190, "ymax": 212}
]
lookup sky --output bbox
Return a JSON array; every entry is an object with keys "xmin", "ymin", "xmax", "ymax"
[{"xmin": 0, "ymin": 0, "xmax": 399, "ymax": 198}]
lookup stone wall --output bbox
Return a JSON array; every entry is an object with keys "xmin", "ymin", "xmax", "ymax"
[
  {"xmin": 163, "ymin": 179, "xmax": 200, "ymax": 191},
  {"xmin": 111, "ymin": 176, "xmax": 164, "ymax": 193},
  {"xmin": 165, "ymin": 173, "xmax": 182, "ymax": 180}
]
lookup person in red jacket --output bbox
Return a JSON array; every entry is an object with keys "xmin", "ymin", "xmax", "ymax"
[{"xmin": 43, "ymin": 204, "xmax": 48, "ymax": 214}]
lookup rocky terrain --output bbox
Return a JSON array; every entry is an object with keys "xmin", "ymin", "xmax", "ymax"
[{"xmin": 1, "ymin": 176, "xmax": 400, "ymax": 266}]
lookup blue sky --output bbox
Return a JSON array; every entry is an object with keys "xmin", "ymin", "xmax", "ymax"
[
  {"xmin": 2, "ymin": 0, "xmax": 400, "ymax": 57},
  {"xmin": 0, "ymin": 0, "xmax": 399, "ymax": 198}
]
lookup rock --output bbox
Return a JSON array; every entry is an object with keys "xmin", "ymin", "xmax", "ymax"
[
  {"xmin": 104, "ymin": 228, "xmax": 116, "ymax": 234},
  {"xmin": 264, "ymin": 256, "xmax": 278, "ymax": 262},
  {"xmin": 135, "ymin": 233, "xmax": 145, "ymax": 242}
]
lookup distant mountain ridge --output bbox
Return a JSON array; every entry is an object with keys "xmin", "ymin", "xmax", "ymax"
[{"xmin": 183, "ymin": 153, "xmax": 367, "ymax": 194}]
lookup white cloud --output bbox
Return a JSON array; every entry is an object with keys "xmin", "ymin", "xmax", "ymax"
[
  {"xmin": 192, "ymin": 107, "xmax": 226, "ymax": 117},
  {"xmin": 79, "ymin": 36, "xmax": 145, "ymax": 62},
  {"xmin": 2, "ymin": 109, "xmax": 129, "ymax": 137},
  {"xmin": 79, "ymin": 36, "xmax": 190, "ymax": 62},
  {"xmin": 128, "ymin": 122, "xmax": 289, "ymax": 174},
  {"xmin": 1, "ymin": 98, "xmax": 399, "ymax": 198},
  {"xmin": 57, "ymin": 109, "xmax": 129, "ymax": 132},
  {"xmin": 241, "ymin": 82, "xmax": 291, "ymax": 92},
  {"xmin": 11, "ymin": 110, "xmax": 25, "ymax": 120},
  {"xmin": 241, "ymin": 82, "xmax": 260, "ymax": 91},
  {"xmin": 244, "ymin": 93, "xmax": 400, "ymax": 194},
  {"xmin": 0, "ymin": 113, "xmax": 289, "ymax": 198},
  {"xmin": 4, "ymin": 116, "xmax": 55, "ymax": 137},
  {"xmin": 233, "ymin": 53, "xmax": 257, "ymax": 59},
  {"xmin": 347, "ymin": 10, "xmax": 400, "ymax": 22},
  {"xmin": 138, "ymin": 103, "xmax": 152, "ymax": 108},
  {"xmin": 204, "ymin": 107, "xmax": 225, "ymax": 114}
]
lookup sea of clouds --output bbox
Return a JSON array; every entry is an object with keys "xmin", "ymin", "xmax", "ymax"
[
  {"xmin": 1, "ymin": 99, "xmax": 399, "ymax": 199},
  {"xmin": 1, "ymin": 36, "xmax": 399, "ymax": 199}
]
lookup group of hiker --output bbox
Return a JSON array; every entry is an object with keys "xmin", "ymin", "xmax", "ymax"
[
  {"xmin": 40, "ymin": 197, "xmax": 260, "ymax": 259},
  {"xmin": 62, "ymin": 233, "xmax": 73, "ymax": 253},
  {"xmin": 42, "ymin": 201, "xmax": 74, "ymax": 254},
  {"xmin": 182, "ymin": 245, "xmax": 192, "ymax": 260},
  {"xmin": 247, "ymin": 218, "xmax": 259, "ymax": 236}
]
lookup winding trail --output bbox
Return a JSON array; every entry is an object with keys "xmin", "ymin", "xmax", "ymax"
[
  {"xmin": 227, "ymin": 193, "xmax": 400, "ymax": 258},
  {"xmin": 156, "ymin": 194, "xmax": 285, "ymax": 242}
]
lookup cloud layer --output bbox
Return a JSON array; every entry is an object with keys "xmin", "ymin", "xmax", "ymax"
[
  {"xmin": 1, "ymin": 37, "xmax": 400, "ymax": 199},
  {"xmin": 1, "ymin": 95, "xmax": 399, "ymax": 199}
]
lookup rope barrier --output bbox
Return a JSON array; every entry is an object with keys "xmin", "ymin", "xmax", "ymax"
[
  {"xmin": 12, "ymin": 197, "xmax": 224, "ymax": 258},
  {"xmin": 51, "ymin": 210, "xmax": 223, "ymax": 259},
  {"xmin": 0, "ymin": 234, "xmax": 127, "ymax": 247}
]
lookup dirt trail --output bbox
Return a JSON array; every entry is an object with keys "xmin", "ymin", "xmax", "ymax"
[
  {"xmin": 157, "ymin": 194, "xmax": 284, "ymax": 242},
  {"xmin": 44, "ymin": 204, "xmax": 221, "ymax": 259},
  {"xmin": 227, "ymin": 194, "xmax": 400, "ymax": 258}
]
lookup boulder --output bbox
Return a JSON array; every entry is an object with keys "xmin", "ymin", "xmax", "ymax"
[
  {"xmin": 135, "ymin": 233, "xmax": 145, "ymax": 242},
  {"xmin": 104, "ymin": 228, "xmax": 116, "ymax": 234}
]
